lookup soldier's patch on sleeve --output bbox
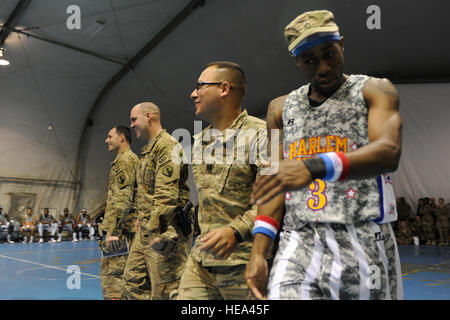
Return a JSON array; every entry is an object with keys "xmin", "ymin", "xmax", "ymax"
[
  {"xmin": 157, "ymin": 154, "xmax": 168, "ymax": 167},
  {"xmin": 116, "ymin": 170, "xmax": 130, "ymax": 189},
  {"xmin": 162, "ymin": 165, "xmax": 173, "ymax": 178}
]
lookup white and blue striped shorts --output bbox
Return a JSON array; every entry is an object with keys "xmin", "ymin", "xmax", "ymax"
[{"xmin": 268, "ymin": 221, "xmax": 403, "ymax": 300}]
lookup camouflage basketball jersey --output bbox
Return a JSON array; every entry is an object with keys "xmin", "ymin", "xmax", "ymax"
[{"xmin": 282, "ymin": 74, "xmax": 397, "ymax": 228}]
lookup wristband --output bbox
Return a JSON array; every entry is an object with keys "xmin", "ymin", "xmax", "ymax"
[
  {"xmin": 336, "ymin": 152, "xmax": 349, "ymax": 181},
  {"xmin": 302, "ymin": 157, "xmax": 327, "ymax": 180},
  {"xmin": 317, "ymin": 152, "xmax": 349, "ymax": 182},
  {"xmin": 252, "ymin": 215, "xmax": 280, "ymax": 241}
]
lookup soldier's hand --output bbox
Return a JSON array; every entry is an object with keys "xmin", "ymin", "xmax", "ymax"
[
  {"xmin": 199, "ymin": 227, "xmax": 236, "ymax": 260},
  {"xmin": 245, "ymin": 253, "xmax": 268, "ymax": 300},
  {"xmin": 250, "ymin": 159, "xmax": 312, "ymax": 206},
  {"xmin": 149, "ymin": 236, "xmax": 176, "ymax": 253},
  {"xmin": 106, "ymin": 235, "xmax": 120, "ymax": 251}
]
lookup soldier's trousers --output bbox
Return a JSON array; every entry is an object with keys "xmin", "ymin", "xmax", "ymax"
[
  {"xmin": 177, "ymin": 256, "xmax": 254, "ymax": 300},
  {"xmin": 122, "ymin": 230, "xmax": 152, "ymax": 300},
  {"xmin": 123, "ymin": 229, "xmax": 189, "ymax": 300},
  {"xmin": 437, "ymin": 217, "xmax": 449, "ymax": 243},
  {"xmin": 100, "ymin": 235, "xmax": 135, "ymax": 300},
  {"xmin": 267, "ymin": 221, "xmax": 404, "ymax": 300},
  {"xmin": 422, "ymin": 216, "xmax": 435, "ymax": 243}
]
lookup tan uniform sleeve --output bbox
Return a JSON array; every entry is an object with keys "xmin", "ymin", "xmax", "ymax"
[
  {"xmin": 108, "ymin": 160, "xmax": 136, "ymax": 235},
  {"xmin": 148, "ymin": 145, "xmax": 181, "ymax": 240},
  {"xmin": 229, "ymin": 127, "xmax": 268, "ymax": 241}
]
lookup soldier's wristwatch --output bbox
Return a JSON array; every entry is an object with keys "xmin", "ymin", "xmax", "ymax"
[{"xmin": 232, "ymin": 227, "xmax": 243, "ymax": 243}]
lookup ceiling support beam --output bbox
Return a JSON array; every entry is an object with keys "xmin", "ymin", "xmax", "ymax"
[
  {"xmin": 0, "ymin": 0, "xmax": 32, "ymax": 45},
  {"xmin": 73, "ymin": 0, "xmax": 206, "ymax": 211}
]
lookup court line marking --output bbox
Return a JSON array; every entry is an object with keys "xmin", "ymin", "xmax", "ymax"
[{"xmin": 0, "ymin": 254, "xmax": 100, "ymax": 279}]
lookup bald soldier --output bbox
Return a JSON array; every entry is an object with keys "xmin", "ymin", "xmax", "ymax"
[
  {"xmin": 99, "ymin": 125, "xmax": 139, "ymax": 300},
  {"xmin": 177, "ymin": 61, "xmax": 267, "ymax": 300},
  {"xmin": 122, "ymin": 102, "xmax": 190, "ymax": 300}
]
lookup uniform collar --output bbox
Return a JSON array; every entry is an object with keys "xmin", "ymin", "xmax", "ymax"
[
  {"xmin": 111, "ymin": 148, "xmax": 130, "ymax": 165},
  {"xmin": 141, "ymin": 129, "xmax": 166, "ymax": 155},
  {"xmin": 194, "ymin": 109, "xmax": 248, "ymax": 144}
]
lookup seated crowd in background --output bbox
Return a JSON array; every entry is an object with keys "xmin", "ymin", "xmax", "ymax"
[
  {"xmin": 395, "ymin": 197, "xmax": 449, "ymax": 246},
  {"xmin": 0, "ymin": 205, "xmax": 100, "ymax": 244},
  {"xmin": 2, "ymin": 198, "xmax": 448, "ymax": 246}
]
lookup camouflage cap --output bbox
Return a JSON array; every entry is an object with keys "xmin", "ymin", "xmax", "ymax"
[{"xmin": 284, "ymin": 10, "xmax": 340, "ymax": 57}]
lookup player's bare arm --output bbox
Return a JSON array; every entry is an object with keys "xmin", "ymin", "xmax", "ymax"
[
  {"xmin": 251, "ymin": 78, "xmax": 402, "ymax": 205},
  {"xmin": 345, "ymin": 77, "xmax": 402, "ymax": 177}
]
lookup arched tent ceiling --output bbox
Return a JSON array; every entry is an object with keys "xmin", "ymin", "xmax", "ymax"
[{"xmin": 0, "ymin": 0, "xmax": 449, "ymax": 215}]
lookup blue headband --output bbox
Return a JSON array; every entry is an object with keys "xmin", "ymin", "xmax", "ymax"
[{"xmin": 291, "ymin": 32, "xmax": 341, "ymax": 57}]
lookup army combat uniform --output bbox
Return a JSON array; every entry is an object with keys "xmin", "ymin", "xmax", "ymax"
[
  {"xmin": 123, "ymin": 130, "xmax": 190, "ymax": 300},
  {"xmin": 436, "ymin": 204, "xmax": 449, "ymax": 245},
  {"xmin": 177, "ymin": 109, "xmax": 267, "ymax": 300},
  {"xmin": 410, "ymin": 216, "xmax": 426, "ymax": 244},
  {"xmin": 99, "ymin": 149, "xmax": 139, "ymax": 300},
  {"xmin": 421, "ymin": 204, "xmax": 435, "ymax": 245},
  {"xmin": 396, "ymin": 224, "xmax": 413, "ymax": 245}
]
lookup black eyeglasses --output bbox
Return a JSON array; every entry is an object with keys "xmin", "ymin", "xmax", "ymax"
[{"xmin": 196, "ymin": 81, "xmax": 233, "ymax": 91}]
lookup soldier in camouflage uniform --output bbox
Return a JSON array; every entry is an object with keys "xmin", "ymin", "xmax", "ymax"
[
  {"xmin": 123, "ymin": 102, "xmax": 190, "ymax": 300},
  {"xmin": 396, "ymin": 221, "xmax": 412, "ymax": 245},
  {"xmin": 421, "ymin": 197, "xmax": 436, "ymax": 245},
  {"xmin": 397, "ymin": 197, "xmax": 412, "ymax": 227},
  {"xmin": 99, "ymin": 125, "xmax": 139, "ymax": 300},
  {"xmin": 246, "ymin": 10, "xmax": 404, "ymax": 300},
  {"xmin": 436, "ymin": 198, "xmax": 449, "ymax": 245},
  {"xmin": 410, "ymin": 215, "xmax": 426, "ymax": 244},
  {"xmin": 177, "ymin": 61, "xmax": 267, "ymax": 300}
]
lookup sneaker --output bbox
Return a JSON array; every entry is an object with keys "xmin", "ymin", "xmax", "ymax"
[
  {"xmin": 56, "ymin": 238, "xmax": 61, "ymax": 242},
  {"xmin": 89, "ymin": 236, "xmax": 95, "ymax": 241},
  {"xmin": 7, "ymin": 239, "xmax": 15, "ymax": 244},
  {"xmin": 39, "ymin": 238, "xmax": 44, "ymax": 243},
  {"xmin": 29, "ymin": 239, "xmax": 33, "ymax": 243},
  {"xmin": 72, "ymin": 238, "xmax": 78, "ymax": 242},
  {"xmin": 22, "ymin": 238, "xmax": 27, "ymax": 244},
  {"xmin": 49, "ymin": 238, "xmax": 57, "ymax": 243}
]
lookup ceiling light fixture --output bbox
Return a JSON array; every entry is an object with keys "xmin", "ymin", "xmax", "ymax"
[{"xmin": 0, "ymin": 48, "xmax": 10, "ymax": 66}]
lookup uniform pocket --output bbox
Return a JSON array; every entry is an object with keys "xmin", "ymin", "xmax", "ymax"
[{"xmin": 220, "ymin": 163, "xmax": 256, "ymax": 204}]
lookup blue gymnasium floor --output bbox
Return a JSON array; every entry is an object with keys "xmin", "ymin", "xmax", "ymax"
[{"xmin": 0, "ymin": 241, "xmax": 448, "ymax": 300}]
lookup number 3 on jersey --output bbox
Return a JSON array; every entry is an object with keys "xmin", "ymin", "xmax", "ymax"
[{"xmin": 307, "ymin": 179, "xmax": 327, "ymax": 211}]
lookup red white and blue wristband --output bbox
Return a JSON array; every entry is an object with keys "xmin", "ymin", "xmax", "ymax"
[
  {"xmin": 253, "ymin": 215, "xmax": 280, "ymax": 241},
  {"xmin": 317, "ymin": 152, "xmax": 349, "ymax": 182}
]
